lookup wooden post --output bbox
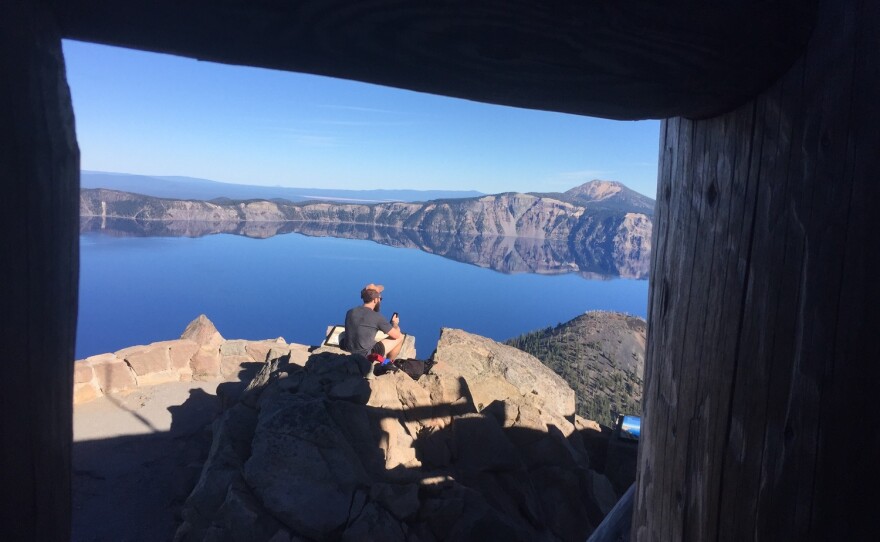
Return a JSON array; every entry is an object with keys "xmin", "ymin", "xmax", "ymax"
[
  {"xmin": 0, "ymin": 2, "xmax": 79, "ymax": 539},
  {"xmin": 634, "ymin": 0, "xmax": 879, "ymax": 539}
]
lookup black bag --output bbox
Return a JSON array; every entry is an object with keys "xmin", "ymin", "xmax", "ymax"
[{"xmin": 392, "ymin": 358, "xmax": 434, "ymax": 380}]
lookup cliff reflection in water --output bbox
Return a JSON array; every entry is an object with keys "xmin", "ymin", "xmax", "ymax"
[{"xmin": 80, "ymin": 217, "xmax": 649, "ymax": 279}]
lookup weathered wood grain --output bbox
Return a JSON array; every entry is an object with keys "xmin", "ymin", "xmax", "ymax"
[
  {"xmin": 588, "ymin": 483, "xmax": 636, "ymax": 542},
  {"xmin": 634, "ymin": 0, "xmax": 880, "ymax": 539},
  {"xmin": 0, "ymin": 2, "xmax": 79, "ymax": 539},
  {"xmin": 49, "ymin": 0, "xmax": 814, "ymax": 120}
]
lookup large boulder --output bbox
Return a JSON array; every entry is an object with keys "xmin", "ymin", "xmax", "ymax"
[
  {"xmin": 244, "ymin": 394, "xmax": 370, "ymax": 539},
  {"xmin": 433, "ymin": 328, "xmax": 576, "ymax": 418},
  {"xmin": 176, "ymin": 403, "xmax": 259, "ymax": 542},
  {"xmin": 176, "ymin": 330, "xmax": 615, "ymax": 542}
]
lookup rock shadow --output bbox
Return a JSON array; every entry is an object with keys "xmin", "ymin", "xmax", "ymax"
[
  {"xmin": 174, "ymin": 351, "xmax": 628, "ymax": 542},
  {"xmin": 72, "ymin": 365, "xmax": 265, "ymax": 542}
]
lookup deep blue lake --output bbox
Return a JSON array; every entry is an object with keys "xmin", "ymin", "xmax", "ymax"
[{"xmin": 77, "ymin": 230, "xmax": 649, "ymax": 359}]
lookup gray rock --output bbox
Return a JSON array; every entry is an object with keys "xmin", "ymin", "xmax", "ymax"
[
  {"xmin": 529, "ymin": 465, "xmax": 596, "ymax": 540},
  {"xmin": 177, "ymin": 327, "xmax": 616, "ymax": 542},
  {"xmin": 206, "ymin": 480, "xmax": 283, "ymax": 542},
  {"xmin": 329, "ymin": 377, "xmax": 372, "ymax": 404},
  {"xmin": 175, "ymin": 403, "xmax": 258, "ymax": 541},
  {"xmin": 370, "ymin": 483, "xmax": 420, "ymax": 521},
  {"xmin": 589, "ymin": 470, "xmax": 618, "ymax": 516},
  {"xmin": 242, "ymin": 355, "xmax": 285, "ymax": 406},
  {"xmin": 452, "ymin": 414, "xmax": 522, "ymax": 473},
  {"xmin": 433, "ymin": 328, "xmax": 576, "ymax": 418},
  {"xmin": 342, "ymin": 501, "xmax": 406, "ymax": 542},
  {"xmin": 325, "ymin": 400, "xmax": 387, "ymax": 477},
  {"xmin": 244, "ymin": 394, "xmax": 370, "ymax": 539}
]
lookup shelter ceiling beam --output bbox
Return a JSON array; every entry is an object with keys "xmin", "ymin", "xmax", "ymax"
[{"xmin": 52, "ymin": 0, "xmax": 814, "ymax": 120}]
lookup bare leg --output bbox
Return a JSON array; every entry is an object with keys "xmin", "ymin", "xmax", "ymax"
[{"xmin": 380, "ymin": 334, "xmax": 405, "ymax": 360}]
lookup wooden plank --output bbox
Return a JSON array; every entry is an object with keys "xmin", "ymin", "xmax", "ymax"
[
  {"xmin": 0, "ymin": 2, "xmax": 80, "ymax": 540},
  {"xmin": 633, "ymin": 0, "xmax": 880, "ymax": 539},
  {"xmin": 49, "ymin": 0, "xmax": 815, "ymax": 120},
  {"xmin": 588, "ymin": 483, "xmax": 636, "ymax": 542}
]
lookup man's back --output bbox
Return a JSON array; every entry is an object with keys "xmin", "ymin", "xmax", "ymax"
[{"xmin": 344, "ymin": 306, "xmax": 392, "ymax": 356}]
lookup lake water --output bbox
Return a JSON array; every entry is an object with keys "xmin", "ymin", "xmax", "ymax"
[{"xmin": 77, "ymin": 230, "xmax": 649, "ymax": 359}]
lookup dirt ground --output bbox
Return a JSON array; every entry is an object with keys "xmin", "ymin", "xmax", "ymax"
[{"xmin": 72, "ymin": 381, "xmax": 224, "ymax": 542}]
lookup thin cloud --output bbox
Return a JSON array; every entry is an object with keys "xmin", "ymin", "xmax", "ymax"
[
  {"xmin": 291, "ymin": 134, "xmax": 338, "ymax": 147},
  {"xmin": 308, "ymin": 120, "xmax": 413, "ymax": 127},
  {"xmin": 256, "ymin": 125, "xmax": 340, "ymax": 146},
  {"xmin": 318, "ymin": 104, "xmax": 402, "ymax": 114}
]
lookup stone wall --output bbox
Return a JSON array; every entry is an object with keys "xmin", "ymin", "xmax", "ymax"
[{"xmin": 73, "ymin": 315, "xmax": 309, "ymax": 404}]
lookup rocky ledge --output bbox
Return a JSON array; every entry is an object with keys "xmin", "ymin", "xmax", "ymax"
[
  {"xmin": 73, "ymin": 315, "xmax": 310, "ymax": 404},
  {"xmin": 173, "ymin": 325, "xmax": 617, "ymax": 541}
]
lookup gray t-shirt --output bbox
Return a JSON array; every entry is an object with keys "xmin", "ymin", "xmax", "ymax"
[{"xmin": 344, "ymin": 306, "xmax": 392, "ymax": 356}]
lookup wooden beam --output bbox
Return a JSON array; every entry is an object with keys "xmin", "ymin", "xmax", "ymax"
[
  {"xmin": 588, "ymin": 483, "xmax": 635, "ymax": 542},
  {"xmin": 634, "ymin": 0, "xmax": 879, "ymax": 538},
  {"xmin": 0, "ymin": 2, "xmax": 79, "ymax": 539},
  {"xmin": 50, "ymin": 0, "xmax": 814, "ymax": 120}
]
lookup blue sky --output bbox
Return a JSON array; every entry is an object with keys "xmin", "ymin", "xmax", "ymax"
[{"xmin": 62, "ymin": 40, "xmax": 661, "ymax": 198}]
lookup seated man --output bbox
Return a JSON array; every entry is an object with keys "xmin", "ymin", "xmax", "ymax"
[{"xmin": 343, "ymin": 283, "xmax": 404, "ymax": 360}]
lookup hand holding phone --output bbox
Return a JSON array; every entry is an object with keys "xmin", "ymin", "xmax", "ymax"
[{"xmin": 391, "ymin": 312, "xmax": 399, "ymax": 326}]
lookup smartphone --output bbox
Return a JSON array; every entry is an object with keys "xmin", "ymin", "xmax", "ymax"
[{"xmin": 392, "ymin": 312, "xmax": 399, "ymax": 320}]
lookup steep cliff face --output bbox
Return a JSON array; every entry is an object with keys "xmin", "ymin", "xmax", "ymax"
[
  {"xmin": 398, "ymin": 193, "xmax": 580, "ymax": 239},
  {"xmin": 80, "ymin": 182, "xmax": 654, "ymax": 277}
]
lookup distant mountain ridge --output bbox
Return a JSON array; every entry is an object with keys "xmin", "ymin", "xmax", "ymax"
[
  {"xmin": 530, "ymin": 180, "xmax": 655, "ymax": 215},
  {"xmin": 81, "ymin": 171, "xmax": 484, "ymax": 203},
  {"xmin": 80, "ymin": 181, "xmax": 655, "ymax": 278}
]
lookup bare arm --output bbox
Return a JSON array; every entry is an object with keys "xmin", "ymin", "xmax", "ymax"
[{"xmin": 386, "ymin": 314, "xmax": 402, "ymax": 339}]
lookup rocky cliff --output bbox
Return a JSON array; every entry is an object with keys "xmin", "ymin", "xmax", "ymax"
[
  {"xmin": 74, "ymin": 316, "xmax": 636, "ymax": 541},
  {"xmin": 80, "ymin": 180, "xmax": 654, "ymax": 278},
  {"xmin": 506, "ymin": 311, "xmax": 646, "ymax": 427},
  {"xmin": 122, "ymin": 320, "xmax": 618, "ymax": 541}
]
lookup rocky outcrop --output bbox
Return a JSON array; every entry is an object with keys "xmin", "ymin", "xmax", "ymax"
[
  {"xmin": 433, "ymin": 328, "xmax": 576, "ymax": 419},
  {"xmin": 80, "ymin": 180, "xmax": 654, "ymax": 278},
  {"xmin": 73, "ymin": 315, "xmax": 310, "ymax": 404},
  {"xmin": 506, "ymin": 311, "xmax": 647, "ymax": 427},
  {"xmin": 174, "ymin": 328, "xmax": 615, "ymax": 541}
]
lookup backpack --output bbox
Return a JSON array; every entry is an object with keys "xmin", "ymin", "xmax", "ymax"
[{"xmin": 392, "ymin": 358, "xmax": 434, "ymax": 380}]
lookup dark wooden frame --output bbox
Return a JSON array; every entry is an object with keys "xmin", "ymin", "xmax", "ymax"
[{"xmin": 2, "ymin": 0, "xmax": 877, "ymax": 539}]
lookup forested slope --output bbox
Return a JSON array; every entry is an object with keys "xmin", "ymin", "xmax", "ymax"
[{"xmin": 506, "ymin": 311, "xmax": 645, "ymax": 426}]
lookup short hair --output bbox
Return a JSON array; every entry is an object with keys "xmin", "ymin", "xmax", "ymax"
[{"xmin": 361, "ymin": 288, "xmax": 382, "ymax": 303}]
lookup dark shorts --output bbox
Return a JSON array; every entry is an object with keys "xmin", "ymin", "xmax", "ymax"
[{"xmin": 370, "ymin": 342, "xmax": 386, "ymax": 357}]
